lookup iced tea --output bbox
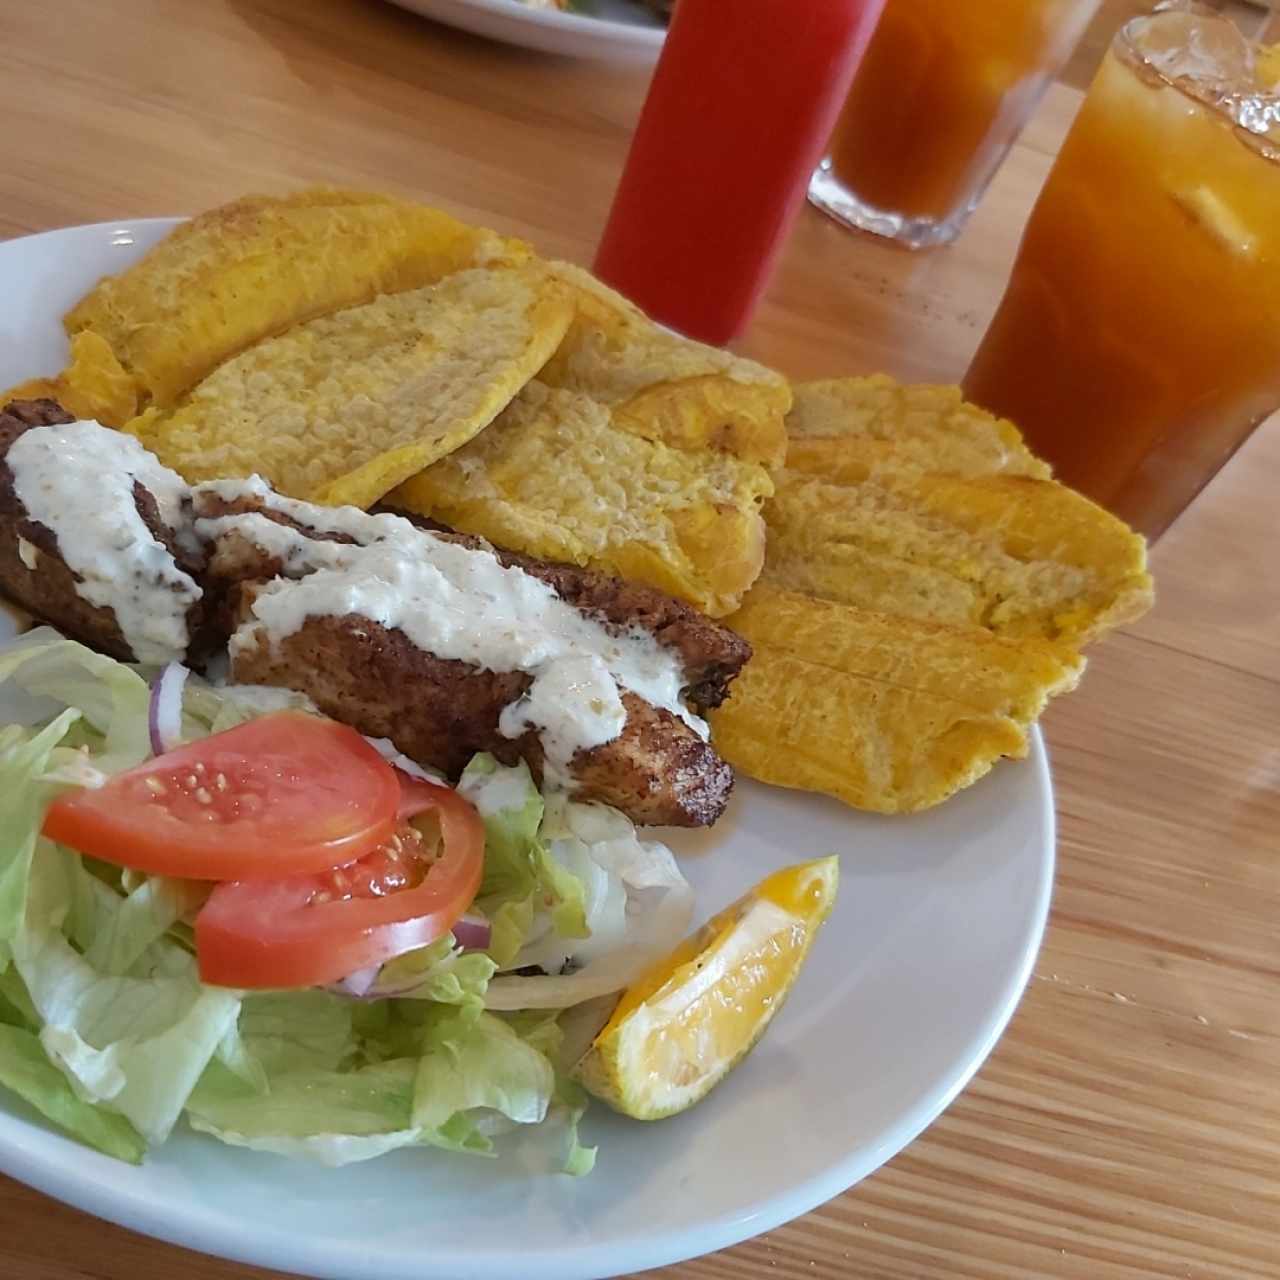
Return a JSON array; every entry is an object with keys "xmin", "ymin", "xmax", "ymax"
[
  {"xmin": 809, "ymin": 0, "xmax": 1100, "ymax": 248},
  {"xmin": 964, "ymin": 6, "xmax": 1280, "ymax": 539}
]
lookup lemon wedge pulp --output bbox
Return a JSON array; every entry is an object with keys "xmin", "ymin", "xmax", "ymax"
[{"xmin": 572, "ymin": 856, "xmax": 839, "ymax": 1120}]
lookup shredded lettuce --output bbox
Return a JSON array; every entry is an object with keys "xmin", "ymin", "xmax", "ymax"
[
  {"xmin": 459, "ymin": 754, "xmax": 589, "ymax": 964},
  {"xmin": 366, "ymin": 935, "xmax": 496, "ymax": 1010},
  {"xmin": 0, "ymin": 710, "xmax": 84, "ymax": 962},
  {"xmin": 0, "ymin": 1023, "xmax": 146, "ymax": 1163},
  {"xmin": 0, "ymin": 631, "xmax": 696, "ymax": 1174},
  {"xmin": 0, "ymin": 630, "xmax": 152, "ymax": 772},
  {"xmin": 484, "ymin": 795, "xmax": 694, "ymax": 1010},
  {"xmin": 186, "ymin": 1058, "xmax": 423, "ymax": 1167}
]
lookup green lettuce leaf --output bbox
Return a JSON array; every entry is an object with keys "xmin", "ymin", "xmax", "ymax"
[
  {"xmin": 0, "ymin": 630, "xmax": 152, "ymax": 773},
  {"xmin": 0, "ymin": 710, "xmax": 82, "ymax": 962},
  {"xmin": 0, "ymin": 1023, "xmax": 146, "ymax": 1163},
  {"xmin": 83, "ymin": 876, "xmax": 208, "ymax": 977},
  {"xmin": 552, "ymin": 1074, "xmax": 597, "ymax": 1177},
  {"xmin": 15, "ymin": 843, "xmax": 239, "ymax": 1143},
  {"xmin": 237, "ymin": 991, "xmax": 355, "ymax": 1076},
  {"xmin": 187, "ymin": 1058, "xmax": 423, "ymax": 1167},
  {"xmin": 368, "ymin": 935, "xmax": 496, "ymax": 1011},
  {"xmin": 459, "ymin": 755, "xmax": 588, "ymax": 964},
  {"xmin": 413, "ymin": 1006, "xmax": 555, "ymax": 1138}
]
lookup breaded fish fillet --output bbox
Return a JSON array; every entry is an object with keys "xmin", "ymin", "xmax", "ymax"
[
  {"xmin": 0, "ymin": 400, "xmax": 206, "ymax": 663},
  {"xmin": 195, "ymin": 485, "xmax": 748, "ymax": 826}
]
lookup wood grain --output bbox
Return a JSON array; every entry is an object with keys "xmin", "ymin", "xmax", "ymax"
[{"xmin": 0, "ymin": 2, "xmax": 1276, "ymax": 1278}]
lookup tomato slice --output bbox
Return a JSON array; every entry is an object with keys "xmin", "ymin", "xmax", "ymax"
[
  {"xmin": 42, "ymin": 711, "xmax": 400, "ymax": 881},
  {"xmin": 195, "ymin": 780, "xmax": 486, "ymax": 990},
  {"xmin": 395, "ymin": 770, "xmax": 456, "ymax": 822}
]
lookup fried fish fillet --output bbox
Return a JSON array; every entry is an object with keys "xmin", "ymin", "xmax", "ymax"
[
  {"xmin": 195, "ymin": 486, "xmax": 748, "ymax": 827},
  {"xmin": 390, "ymin": 268, "xmax": 790, "ymax": 618},
  {"xmin": 128, "ymin": 264, "xmax": 573, "ymax": 508},
  {"xmin": 57, "ymin": 189, "xmax": 528, "ymax": 420},
  {"xmin": 708, "ymin": 585, "xmax": 1082, "ymax": 814},
  {"xmin": 0, "ymin": 400, "xmax": 206, "ymax": 663}
]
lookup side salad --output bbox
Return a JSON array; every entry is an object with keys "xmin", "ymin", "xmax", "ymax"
[{"xmin": 0, "ymin": 628, "xmax": 695, "ymax": 1173}]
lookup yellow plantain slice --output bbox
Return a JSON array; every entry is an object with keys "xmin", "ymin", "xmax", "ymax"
[
  {"xmin": 391, "ymin": 268, "xmax": 790, "ymax": 618},
  {"xmin": 540, "ymin": 262, "xmax": 791, "ymax": 466},
  {"xmin": 784, "ymin": 375, "xmax": 1050, "ymax": 485},
  {"xmin": 391, "ymin": 380, "xmax": 774, "ymax": 616},
  {"xmin": 128, "ymin": 264, "xmax": 573, "ymax": 507},
  {"xmin": 762, "ymin": 468, "xmax": 1154, "ymax": 646},
  {"xmin": 709, "ymin": 585, "xmax": 1083, "ymax": 814},
  {"xmin": 62, "ymin": 189, "xmax": 528, "ymax": 420},
  {"xmin": 2, "ymin": 332, "xmax": 138, "ymax": 426}
]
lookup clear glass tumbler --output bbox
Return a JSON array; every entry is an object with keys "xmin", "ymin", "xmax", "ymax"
[
  {"xmin": 963, "ymin": 1, "xmax": 1280, "ymax": 540},
  {"xmin": 808, "ymin": 0, "xmax": 1101, "ymax": 248}
]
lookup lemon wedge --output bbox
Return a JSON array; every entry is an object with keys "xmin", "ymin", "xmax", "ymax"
[{"xmin": 572, "ymin": 856, "xmax": 838, "ymax": 1120}]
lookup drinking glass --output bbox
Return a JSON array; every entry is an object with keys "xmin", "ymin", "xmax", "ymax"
[
  {"xmin": 963, "ymin": 1, "xmax": 1280, "ymax": 540},
  {"xmin": 808, "ymin": 0, "xmax": 1101, "ymax": 248}
]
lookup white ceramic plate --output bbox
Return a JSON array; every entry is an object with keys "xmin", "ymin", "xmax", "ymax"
[
  {"xmin": 385, "ymin": 0, "xmax": 665, "ymax": 60},
  {"xmin": 0, "ymin": 220, "xmax": 1054, "ymax": 1280}
]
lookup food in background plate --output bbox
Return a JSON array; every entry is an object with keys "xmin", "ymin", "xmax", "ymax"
[
  {"xmin": 43, "ymin": 190, "xmax": 527, "ymax": 422},
  {"xmin": 574, "ymin": 856, "xmax": 837, "ymax": 1120},
  {"xmin": 128, "ymin": 264, "xmax": 573, "ymax": 507}
]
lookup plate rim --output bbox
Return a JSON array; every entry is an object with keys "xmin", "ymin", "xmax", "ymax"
[
  {"xmin": 387, "ymin": 0, "xmax": 666, "ymax": 57},
  {"xmin": 0, "ymin": 217, "xmax": 1056, "ymax": 1280}
]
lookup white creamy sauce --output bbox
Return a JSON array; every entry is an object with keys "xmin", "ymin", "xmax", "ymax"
[
  {"xmin": 193, "ymin": 478, "xmax": 705, "ymax": 782},
  {"xmin": 7, "ymin": 421, "xmax": 202, "ymax": 665},
  {"xmin": 498, "ymin": 654, "xmax": 627, "ymax": 789}
]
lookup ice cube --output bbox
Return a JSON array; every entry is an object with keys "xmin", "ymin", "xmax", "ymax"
[
  {"xmin": 1136, "ymin": 3, "xmax": 1255, "ymax": 89},
  {"xmin": 1133, "ymin": 3, "xmax": 1280, "ymax": 141}
]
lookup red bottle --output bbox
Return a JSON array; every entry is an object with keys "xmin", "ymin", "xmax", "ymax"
[{"xmin": 594, "ymin": 0, "xmax": 887, "ymax": 345}]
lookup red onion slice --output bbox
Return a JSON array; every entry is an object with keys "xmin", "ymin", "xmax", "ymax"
[
  {"xmin": 148, "ymin": 662, "xmax": 190, "ymax": 756},
  {"xmin": 451, "ymin": 912, "xmax": 492, "ymax": 952},
  {"xmin": 330, "ymin": 964, "xmax": 381, "ymax": 998}
]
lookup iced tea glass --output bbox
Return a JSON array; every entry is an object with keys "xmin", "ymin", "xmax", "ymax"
[
  {"xmin": 964, "ymin": 3, "xmax": 1280, "ymax": 540},
  {"xmin": 808, "ymin": 0, "xmax": 1101, "ymax": 248}
]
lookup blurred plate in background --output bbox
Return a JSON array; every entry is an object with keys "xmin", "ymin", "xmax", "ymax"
[{"xmin": 386, "ymin": 0, "xmax": 666, "ymax": 59}]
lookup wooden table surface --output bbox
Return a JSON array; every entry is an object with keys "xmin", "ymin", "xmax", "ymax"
[{"xmin": 1, "ymin": 2, "xmax": 1277, "ymax": 1278}]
